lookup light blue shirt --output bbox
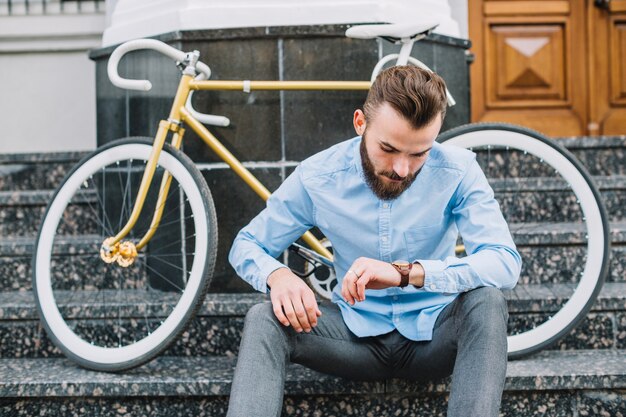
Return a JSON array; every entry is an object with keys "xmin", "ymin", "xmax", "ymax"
[{"xmin": 229, "ymin": 136, "xmax": 521, "ymax": 341}]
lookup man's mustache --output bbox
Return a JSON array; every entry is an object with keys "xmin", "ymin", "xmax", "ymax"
[{"xmin": 380, "ymin": 171, "xmax": 408, "ymax": 181}]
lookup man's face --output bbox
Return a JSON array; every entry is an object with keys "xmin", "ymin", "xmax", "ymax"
[{"xmin": 353, "ymin": 103, "xmax": 442, "ymax": 200}]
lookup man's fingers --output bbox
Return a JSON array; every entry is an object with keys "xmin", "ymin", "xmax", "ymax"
[
  {"xmin": 346, "ymin": 273, "xmax": 360, "ymax": 303},
  {"xmin": 341, "ymin": 275, "xmax": 356, "ymax": 305},
  {"xmin": 281, "ymin": 297, "xmax": 304, "ymax": 332},
  {"xmin": 292, "ymin": 298, "xmax": 312, "ymax": 332},
  {"xmin": 302, "ymin": 292, "xmax": 319, "ymax": 328},
  {"xmin": 270, "ymin": 295, "xmax": 290, "ymax": 327},
  {"xmin": 356, "ymin": 273, "xmax": 370, "ymax": 301}
]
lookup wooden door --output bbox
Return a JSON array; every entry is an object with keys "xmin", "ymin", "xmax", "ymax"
[
  {"xmin": 469, "ymin": 0, "xmax": 626, "ymax": 136},
  {"xmin": 588, "ymin": 0, "xmax": 626, "ymax": 135}
]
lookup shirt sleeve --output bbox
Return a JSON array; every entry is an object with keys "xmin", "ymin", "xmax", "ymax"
[
  {"xmin": 415, "ymin": 157, "xmax": 522, "ymax": 293},
  {"xmin": 228, "ymin": 165, "xmax": 315, "ymax": 293}
]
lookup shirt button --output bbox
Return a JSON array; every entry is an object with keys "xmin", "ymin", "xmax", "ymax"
[
  {"xmin": 381, "ymin": 236, "xmax": 388, "ymax": 242},
  {"xmin": 383, "ymin": 203, "xmax": 389, "ymax": 209},
  {"xmin": 429, "ymin": 284, "xmax": 436, "ymax": 290},
  {"xmin": 392, "ymin": 296, "xmax": 399, "ymax": 301}
]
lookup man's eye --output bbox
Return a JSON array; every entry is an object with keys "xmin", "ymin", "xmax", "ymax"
[{"xmin": 381, "ymin": 147, "xmax": 395, "ymax": 153}]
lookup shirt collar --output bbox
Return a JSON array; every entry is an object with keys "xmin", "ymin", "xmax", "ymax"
[{"xmin": 353, "ymin": 136, "xmax": 365, "ymax": 178}]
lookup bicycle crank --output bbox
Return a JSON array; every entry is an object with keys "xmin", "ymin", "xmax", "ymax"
[{"xmin": 100, "ymin": 237, "xmax": 138, "ymax": 267}]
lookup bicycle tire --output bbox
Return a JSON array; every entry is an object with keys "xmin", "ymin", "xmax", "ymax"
[
  {"xmin": 437, "ymin": 123, "xmax": 610, "ymax": 358},
  {"xmin": 32, "ymin": 137, "xmax": 218, "ymax": 371}
]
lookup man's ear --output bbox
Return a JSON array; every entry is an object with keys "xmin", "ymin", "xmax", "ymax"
[{"xmin": 353, "ymin": 109, "xmax": 366, "ymax": 136}]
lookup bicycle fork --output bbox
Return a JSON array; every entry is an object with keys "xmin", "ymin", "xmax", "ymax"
[{"xmin": 99, "ymin": 119, "xmax": 186, "ymax": 267}]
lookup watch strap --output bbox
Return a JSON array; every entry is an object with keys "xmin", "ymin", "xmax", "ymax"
[
  {"xmin": 392, "ymin": 261, "xmax": 412, "ymax": 288},
  {"xmin": 399, "ymin": 273, "xmax": 409, "ymax": 288}
]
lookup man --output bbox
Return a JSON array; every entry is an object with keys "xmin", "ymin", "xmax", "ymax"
[{"xmin": 227, "ymin": 66, "xmax": 521, "ymax": 417}]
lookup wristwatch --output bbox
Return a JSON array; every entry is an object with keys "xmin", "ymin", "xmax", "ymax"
[{"xmin": 391, "ymin": 260, "xmax": 412, "ymax": 288}]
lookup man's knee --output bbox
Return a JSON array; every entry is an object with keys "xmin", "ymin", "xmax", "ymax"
[
  {"xmin": 244, "ymin": 302, "xmax": 277, "ymax": 329},
  {"xmin": 458, "ymin": 287, "xmax": 508, "ymax": 333}
]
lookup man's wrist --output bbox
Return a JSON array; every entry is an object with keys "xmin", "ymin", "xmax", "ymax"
[
  {"xmin": 267, "ymin": 267, "xmax": 290, "ymax": 289},
  {"xmin": 409, "ymin": 262, "xmax": 425, "ymax": 288}
]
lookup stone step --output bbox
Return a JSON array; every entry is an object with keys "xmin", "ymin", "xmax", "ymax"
[
  {"xmin": 3, "ymin": 219, "xmax": 625, "ymax": 293},
  {"xmin": 2, "ymin": 174, "xmax": 624, "ymax": 241},
  {"xmin": 493, "ymin": 174, "xmax": 626, "ymax": 223},
  {"xmin": 0, "ymin": 350, "xmax": 623, "ymax": 416},
  {"xmin": 0, "ymin": 152, "xmax": 85, "ymax": 192},
  {"xmin": 0, "ymin": 137, "xmax": 623, "ymax": 193},
  {"xmin": 0, "ymin": 190, "xmax": 98, "ymax": 237},
  {"xmin": 560, "ymin": 136, "xmax": 626, "ymax": 177},
  {"xmin": 0, "ymin": 284, "xmax": 624, "ymax": 360},
  {"xmin": 0, "ymin": 235, "xmax": 150, "ymax": 292},
  {"xmin": 470, "ymin": 136, "xmax": 626, "ymax": 178}
]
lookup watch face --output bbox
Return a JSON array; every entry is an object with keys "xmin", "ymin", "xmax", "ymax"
[{"xmin": 392, "ymin": 260, "xmax": 411, "ymax": 271}]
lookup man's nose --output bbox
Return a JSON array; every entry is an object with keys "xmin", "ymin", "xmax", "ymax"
[{"xmin": 392, "ymin": 157, "xmax": 410, "ymax": 178}]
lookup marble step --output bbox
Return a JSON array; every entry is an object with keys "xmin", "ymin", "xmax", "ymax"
[
  {"xmin": 0, "ymin": 350, "xmax": 624, "ymax": 416},
  {"xmin": 559, "ymin": 136, "xmax": 626, "ymax": 177},
  {"xmin": 2, "ymin": 174, "xmax": 625, "ymax": 241},
  {"xmin": 2, "ymin": 220, "xmax": 625, "ymax": 293},
  {"xmin": 0, "ymin": 190, "xmax": 98, "ymax": 237},
  {"xmin": 0, "ymin": 285, "xmax": 624, "ymax": 360},
  {"xmin": 0, "ymin": 151, "xmax": 85, "ymax": 192},
  {"xmin": 493, "ymin": 174, "xmax": 626, "ymax": 223},
  {"xmin": 469, "ymin": 136, "xmax": 626, "ymax": 178},
  {"xmin": 0, "ymin": 235, "xmax": 152, "ymax": 292},
  {"xmin": 0, "ymin": 137, "xmax": 624, "ymax": 191}
]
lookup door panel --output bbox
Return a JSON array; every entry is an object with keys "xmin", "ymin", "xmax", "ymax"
[
  {"xmin": 588, "ymin": 2, "xmax": 626, "ymax": 134},
  {"xmin": 469, "ymin": 0, "xmax": 626, "ymax": 136},
  {"xmin": 487, "ymin": 23, "xmax": 566, "ymax": 105},
  {"xmin": 590, "ymin": 8, "xmax": 626, "ymax": 135}
]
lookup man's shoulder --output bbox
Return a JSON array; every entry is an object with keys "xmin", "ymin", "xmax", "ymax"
[
  {"xmin": 299, "ymin": 137, "xmax": 359, "ymax": 181},
  {"xmin": 426, "ymin": 141, "xmax": 476, "ymax": 172}
]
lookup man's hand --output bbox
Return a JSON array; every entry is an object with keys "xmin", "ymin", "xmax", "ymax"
[
  {"xmin": 341, "ymin": 257, "xmax": 403, "ymax": 305},
  {"xmin": 267, "ymin": 267, "xmax": 322, "ymax": 333}
]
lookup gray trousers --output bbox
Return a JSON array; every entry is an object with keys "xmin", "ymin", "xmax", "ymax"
[{"xmin": 226, "ymin": 286, "xmax": 508, "ymax": 417}]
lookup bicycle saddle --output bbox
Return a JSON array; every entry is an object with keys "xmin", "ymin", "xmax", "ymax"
[{"xmin": 346, "ymin": 21, "xmax": 440, "ymax": 41}]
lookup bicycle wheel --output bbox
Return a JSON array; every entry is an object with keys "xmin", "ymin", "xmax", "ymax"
[
  {"xmin": 304, "ymin": 238, "xmax": 336, "ymax": 300},
  {"xmin": 438, "ymin": 123, "xmax": 610, "ymax": 358},
  {"xmin": 32, "ymin": 137, "xmax": 217, "ymax": 371}
]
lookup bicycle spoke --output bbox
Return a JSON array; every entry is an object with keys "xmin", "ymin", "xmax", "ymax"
[
  {"xmin": 147, "ymin": 254, "xmax": 189, "ymax": 275},
  {"xmin": 140, "ymin": 261, "xmax": 185, "ymax": 293},
  {"xmin": 75, "ymin": 185, "xmax": 114, "ymax": 237},
  {"xmin": 130, "ymin": 184, "xmax": 188, "ymax": 239},
  {"xmin": 149, "ymin": 233, "xmax": 197, "ymax": 253}
]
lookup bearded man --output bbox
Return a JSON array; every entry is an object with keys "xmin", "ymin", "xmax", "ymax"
[{"xmin": 227, "ymin": 65, "xmax": 521, "ymax": 417}]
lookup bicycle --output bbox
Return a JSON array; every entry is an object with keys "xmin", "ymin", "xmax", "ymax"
[{"xmin": 32, "ymin": 21, "xmax": 610, "ymax": 371}]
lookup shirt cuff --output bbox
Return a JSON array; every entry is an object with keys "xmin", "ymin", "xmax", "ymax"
[
  {"xmin": 256, "ymin": 257, "xmax": 288, "ymax": 293},
  {"xmin": 414, "ymin": 259, "xmax": 447, "ymax": 292}
]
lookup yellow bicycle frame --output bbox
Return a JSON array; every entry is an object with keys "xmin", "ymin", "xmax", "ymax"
[
  {"xmin": 104, "ymin": 75, "xmax": 464, "ymax": 265},
  {"xmin": 106, "ymin": 76, "xmax": 370, "ymax": 263}
]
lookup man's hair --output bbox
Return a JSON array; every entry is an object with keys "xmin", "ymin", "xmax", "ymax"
[{"xmin": 363, "ymin": 66, "xmax": 448, "ymax": 129}]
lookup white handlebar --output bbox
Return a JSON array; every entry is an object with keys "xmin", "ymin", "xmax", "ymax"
[
  {"xmin": 107, "ymin": 39, "xmax": 229, "ymax": 126},
  {"xmin": 108, "ymin": 39, "xmax": 188, "ymax": 91}
]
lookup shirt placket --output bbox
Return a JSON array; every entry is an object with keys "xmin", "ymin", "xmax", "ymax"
[
  {"xmin": 380, "ymin": 201, "xmax": 402, "ymax": 326},
  {"xmin": 379, "ymin": 201, "xmax": 392, "ymax": 262}
]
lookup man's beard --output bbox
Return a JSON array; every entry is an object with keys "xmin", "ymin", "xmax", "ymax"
[{"xmin": 360, "ymin": 133, "xmax": 419, "ymax": 200}]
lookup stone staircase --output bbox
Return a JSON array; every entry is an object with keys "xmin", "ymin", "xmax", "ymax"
[{"xmin": 0, "ymin": 138, "xmax": 625, "ymax": 416}]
